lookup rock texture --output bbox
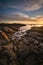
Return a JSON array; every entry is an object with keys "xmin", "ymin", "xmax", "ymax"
[{"xmin": 0, "ymin": 24, "xmax": 43, "ymax": 65}]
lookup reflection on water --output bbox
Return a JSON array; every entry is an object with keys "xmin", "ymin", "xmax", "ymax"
[
  {"xmin": 20, "ymin": 24, "xmax": 43, "ymax": 32},
  {"xmin": 32, "ymin": 25, "xmax": 43, "ymax": 27},
  {"xmin": 19, "ymin": 25, "xmax": 31, "ymax": 32},
  {"xmin": 12, "ymin": 24, "xmax": 43, "ymax": 40}
]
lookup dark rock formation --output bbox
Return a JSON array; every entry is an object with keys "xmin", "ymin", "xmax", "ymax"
[{"xmin": 0, "ymin": 24, "xmax": 43, "ymax": 65}]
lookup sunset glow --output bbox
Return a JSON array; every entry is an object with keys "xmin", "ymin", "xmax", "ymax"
[{"xmin": 0, "ymin": 0, "xmax": 43, "ymax": 24}]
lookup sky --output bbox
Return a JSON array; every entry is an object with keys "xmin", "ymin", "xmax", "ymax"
[{"xmin": 0, "ymin": 0, "xmax": 43, "ymax": 24}]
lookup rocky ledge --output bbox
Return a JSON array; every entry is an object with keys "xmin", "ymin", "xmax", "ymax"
[{"xmin": 0, "ymin": 24, "xmax": 43, "ymax": 65}]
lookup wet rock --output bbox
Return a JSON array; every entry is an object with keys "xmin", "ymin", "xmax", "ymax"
[
  {"xmin": 0, "ymin": 24, "xmax": 43, "ymax": 65},
  {"xmin": 34, "ymin": 40, "xmax": 39, "ymax": 45}
]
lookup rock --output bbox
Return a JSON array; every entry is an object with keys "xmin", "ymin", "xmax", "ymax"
[
  {"xmin": 34, "ymin": 40, "xmax": 39, "ymax": 45},
  {"xmin": 0, "ymin": 24, "xmax": 43, "ymax": 65}
]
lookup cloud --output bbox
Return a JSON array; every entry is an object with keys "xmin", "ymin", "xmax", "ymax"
[
  {"xmin": 9, "ymin": 0, "xmax": 43, "ymax": 11},
  {"xmin": 0, "ymin": 12, "xmax": 29, "ymax": 20},
  {"xmin": 36, "ymin": 15, "xmax": 43, "ymax": 21},
  {"xmin": 3, "ymin": 12, "xmax": 29, "ymax": 18},
  {"xmin": 9, "ymin": 12, "xmax": 29, "ymax": 18},
  {"xmin": 0, "ymin": 10, "xmax": 43, "ymax": 22}
]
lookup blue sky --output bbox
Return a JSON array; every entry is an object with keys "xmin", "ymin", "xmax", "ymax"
[{"xmin": 0, "ymin": 0, "xmax": 43, "ymax": 22}]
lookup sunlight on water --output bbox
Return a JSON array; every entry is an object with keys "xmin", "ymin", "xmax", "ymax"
[
  {"xmin": 33, "ymin": 25, "xmax": 43, "ymax": 27},
  {"xmin": 12, "ymin": 24, "xmax": 43, "ymax": 40},
  {"xmin": 19, "ymin": 25, "xmax": 31, "ymax": 32},
  {"xmin": 20, "ymin": 24, "xmax": 43, "ymax": 32}
]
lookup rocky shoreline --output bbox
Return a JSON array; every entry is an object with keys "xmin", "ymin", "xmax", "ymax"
[{"xmin": 0, "ymin": 24, "xmax": 43, "ymax": 65}]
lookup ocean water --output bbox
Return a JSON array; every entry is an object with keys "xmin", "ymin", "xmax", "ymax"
[
  {"xmin": 19, "ymin": 24, "xmax": 43, "ymax": 32},
  {"xmin": 19, "ymin": 25, "xmax": 32, "ymax": 32},
  {"xmin": 12, "ymin": 24, "xmax": 43, "ymax": 40}
]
